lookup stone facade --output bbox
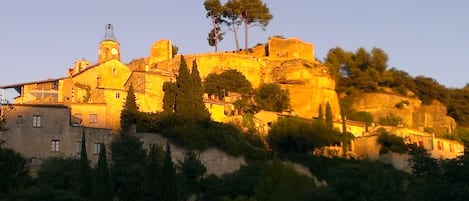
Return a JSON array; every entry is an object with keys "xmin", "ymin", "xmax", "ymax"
[{"xmin": 0, "ymin": 104, "xmax": 113, "ymax": 164}]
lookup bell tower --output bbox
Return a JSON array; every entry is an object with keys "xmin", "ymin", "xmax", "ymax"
[{"xmin": 98, "ymin": 23, "xmax": 120, "ymax": 64}]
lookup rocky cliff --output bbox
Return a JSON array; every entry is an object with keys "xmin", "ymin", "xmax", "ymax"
[{"xmin": 351, "ymin": 92, "xmax": 456, "ymax": 135}]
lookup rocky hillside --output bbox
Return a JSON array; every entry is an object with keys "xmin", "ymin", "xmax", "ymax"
[{"xmin": 351, "ymin": 91, "xmax": 455, "ymax": 135}]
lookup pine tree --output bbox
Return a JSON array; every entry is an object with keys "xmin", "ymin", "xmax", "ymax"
[
  {"xmin": 174, "ymin": 56, "xmax": 194, "ymax": 118},
  {"xmin": 121, "ymin": 84, "xmax": 139, "ymax": 132},
  {"xmin": 79, "ymin": 129, "xmax": 93, "ymax": 199},
  {"xmin": 191, "ymin": 60, "xmax": 210, "ymax": 120},
  {"xmin": 325, "ymin": 102, "xmax": 333, "ymax": 129},
  {"xmin": 94, "ymin": 143, "xmax": 112, "ymax": 201}
]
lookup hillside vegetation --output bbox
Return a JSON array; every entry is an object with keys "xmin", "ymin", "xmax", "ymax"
[{"xmin": 324, "ymin": 47, "xmax": 469, "ymax": 129}]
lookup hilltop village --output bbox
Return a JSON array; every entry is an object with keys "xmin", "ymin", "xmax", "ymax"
[{"xmin": 0, "ymin": 24, "xmax": 464, "ymax": 170}]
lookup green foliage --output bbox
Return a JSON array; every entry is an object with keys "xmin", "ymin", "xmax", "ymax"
[
  {"xmin": 325, "ymin": 47, "xmax": 387, "ymax": 93},
  {"xmin": 200, "ymin": 161, "xmax": 267, "ymax": 201},
  {"xmin": 120, "ymin": 84, "xmax": 139, "ymax": 132},
  {"xmin": 93, "ymin": 144, "xmax": 112, "ymax": 201},
  {"xmin": 395, "ymin": 100, "xmax": 410, "ymax": 109},
  {"xmin": 221, "ymin": 0, "xmax": 273, "ymax": 51},
  {"xmin": 139, "ymin": 113, "xmax": 265, "ymax": 158},
  {"xmin": 36, "ymin": 156, "xmax": 81, "ymax": 195},
  {"xmin": 413, "ymin": 76, "xmax": 448, "ymax": 104},
  {"xmin": 378, "ymin": 113, "xmax": 403, "ymax": 126},
  {"xmin": 447, "ymin": 88, "xmax": 469, "ymax": 126},
  {"xmin": 0, "ymin": 147, "xmax": 28, "ymax": 194},
  {"xmin": 377, "ymin": 131, "xmax": 409, "ymax": 154},
  {"xmin": 175, "ymin": 56, "xmax": 194, "ymax": 117},
  {"xmin": 325, "ymin": 102, "xmax": 333, "ymax": 129},
  {"xmin": 169, "ymin": 56, "xmax": 210, "ymax": 122},
  {"xmin": 161, "ymin": 143, "xmax": 180, "ymax": 201},
  {"xmin": 255, "ymin": 160, "xmax": 315, "ymax": 201},
  {"xmin": 204, "ymin": 69, "xmax": 253, "ymax": 99},
  {"xmin": 179, "ymin": 150, "xmax": 207, "ymax": 200},
  {"xmin": 172, "ymin": 44, "xmax": 179, "ymax": 57},
  {"xmin": 317, "ymin": 104, "xmax": 323, "ymax": 120},
  {"xmin": 327, "ymin": 160, "xmax": 409, "ymax": 201},
  {"xmin": 191, "ymin": 60, "xmax": 211, "ymax": 120},
  {"xmin": 141, "ymin": 144, "xmax": 164, "ymax": 201},
  {"xmin": 204, "ymin": 0, "xmax": 225, "ymax": 51},
  {"xmin": 254, "ymin": 83, "xmax": 289, "ymax": 112},
  {"xmin": 352, "ymin": 111, "xmax": 374, "ymax": 126},
  {"xmin": 110, "ymin": 133, "xmax": 146, "ymax": 201},
  {"xmin": 78, "ymin": 131, "xmax": 93, "ymax": 199},
  {"xmin": 268, "ymin": 117, "xmax": 343, "ymax": 153},
  {"xmin": 162, "ymin": 81, "xmax": 177, "ymax": 113}
]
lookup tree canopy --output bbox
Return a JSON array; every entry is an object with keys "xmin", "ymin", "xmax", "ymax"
[
  {"xmin": 203, "ymin": 69, "xmax": 253, "ymax": 99},
  {"xmin": 205, "ymin": 0, "xmax": 272, "ymax": 51},
  {"xmin": 254, "ymin": 83, "xmax": 289, "ymax": 112}
]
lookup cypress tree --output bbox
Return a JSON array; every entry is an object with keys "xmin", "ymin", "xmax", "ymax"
[
  {"xmin": 94, "ymin": 143, "xmax": 112, "ymax": 201},
  {"xmin": 325, "ymin": 102, "xmax": 333, "ymax": 129},
  {"xmin": 79, "ymin": 129, "xmax": 93, "ymax": 199},
  {"xmin": 161, "ymin": 143, "xmax": 178, "ymax": 201},
  {"xmin": 162, "ymin": 82, "xmax": 177, "ymax": 113},
  {"xmin": 142, "ymin": 144, "xmax": 164, "ymax": 200},
  {"xmin": 191, "ymin": 60, "xmax": 210, "ymax": 120},
  {"xmin": 174, "ymin": 56, "xmax": 194, "ymax": 119},
  {"xmin": 121, "ymin": 84, "xmax": 139, "ymax": 132},
  {"xmin": 317, "ymin": 104, "xmax": 323, "ymax": 121}
]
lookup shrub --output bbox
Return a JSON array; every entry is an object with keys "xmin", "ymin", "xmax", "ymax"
[
  {"xmin": 377, "ymin": 131, "xmax": 409, "ymax": 154},
  {"xmin": 378, "ymin": 113, "xmax": 403, "ymax": 126}
]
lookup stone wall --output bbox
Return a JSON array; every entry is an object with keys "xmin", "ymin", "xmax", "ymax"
[
  {"xmin": 136, "ymin": 133, "xmax": 246, "ymax": 176},
  {"xmin": 267, "ymin": 37, "xmax": 314, "ymax": 61},
  {"xmin": 0, "ymin": 104, "xmax": 113, "ymax": 164}
]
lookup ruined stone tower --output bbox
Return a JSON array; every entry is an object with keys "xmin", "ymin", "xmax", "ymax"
[{"xmin": 98, "ymin": 23, "xmax": 120, "ymax": 64}]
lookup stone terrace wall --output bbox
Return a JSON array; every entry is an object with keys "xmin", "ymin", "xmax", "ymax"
[{"xmin": 136, "ymin": 133, "xmax": 246, "ymax": 176}]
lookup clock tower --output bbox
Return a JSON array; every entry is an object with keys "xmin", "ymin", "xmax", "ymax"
[{"xmin": 98, "ymin": 23, "xmax": 120, "ymax": 64}]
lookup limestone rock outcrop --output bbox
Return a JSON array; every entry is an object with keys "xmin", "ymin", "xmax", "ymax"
[
  {"xmin": 154, "ymin": 55, "xmax": 339, "ymax": 121},
  {"xmin": 352, "ymin": 92, "xmax": 455, "ymax": 135}
]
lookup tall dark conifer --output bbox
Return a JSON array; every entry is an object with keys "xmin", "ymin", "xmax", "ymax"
[
  {"xmin": 161, "ymin": 143, "xmax": 179, "ymax": 201},
  {"xmin": 317, "ymin": 104, "xmax": 323, "ymax": 121},
  {"xmin": 174, "ymin": 56, "xmax": 193, "ymax": 118},
  {"xmin": 162, "ymin": 82, "xmax": 177, "ymax": 113},
  {"xmin": 79, "ymin": 129, "xmax": 93, "ymax": 199},
  {"xmin": 325, "ymin": 102, "xmax": 333, "ymax": 129},
  {"xmin": 94, "ymin": 143, "xmax": 112, "ymax": 201},
  {"xmin": 121, "ymin": 84, "xmax": 139, "ymax": 132},
  {"xmin": 142, "ymin": 145, "xmax": 164, "ymax": 200},
  {"xmin": 191, "ymin": 60, "xmax": 210, "ymax": 120}
]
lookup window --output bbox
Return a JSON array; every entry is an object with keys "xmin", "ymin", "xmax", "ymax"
[
  {"xmin": 112, "ymin": 68, "xmax": 116, "ymax": 76},
  {"xmin": 51, "ymin": 140, "xmax": 60, "ymax": 152},
  {"xmin": 437, "ymin": 141, "xmax": 444, "ymax": 151},
  {"xmin": 33, "ymin": 115, "xmax": 41, "ymax": 128},
  {"xmin": 94, "ymin": 143, "xmax": 101, "ymax": 155},
  {"xmin": 450, "ymin": 144, "xmax": 454, "ymax": 153},
  {"xmin": 76, "ymin": 141, "xmax": 82, "ymax": 153},
  {"xmin": 89, "ymin": 114, "xmax": 98, "ymax": 123},
  {"xmin": 115, "ymin": 91, "xmax": 121, "ymax": 99}
]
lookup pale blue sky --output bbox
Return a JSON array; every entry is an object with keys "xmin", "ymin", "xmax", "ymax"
[{"xmin": 1, "ymin": 1, "xmax": 468, "ymax": 100}]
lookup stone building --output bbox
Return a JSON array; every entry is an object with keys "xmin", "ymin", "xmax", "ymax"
[
  {"xmin": 0, "ymin": 104, "xmax": 113, "ymax": 164},
  {"xmin": 1, "ymin": 25, "xmax": 340, "ymax": 132}
]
